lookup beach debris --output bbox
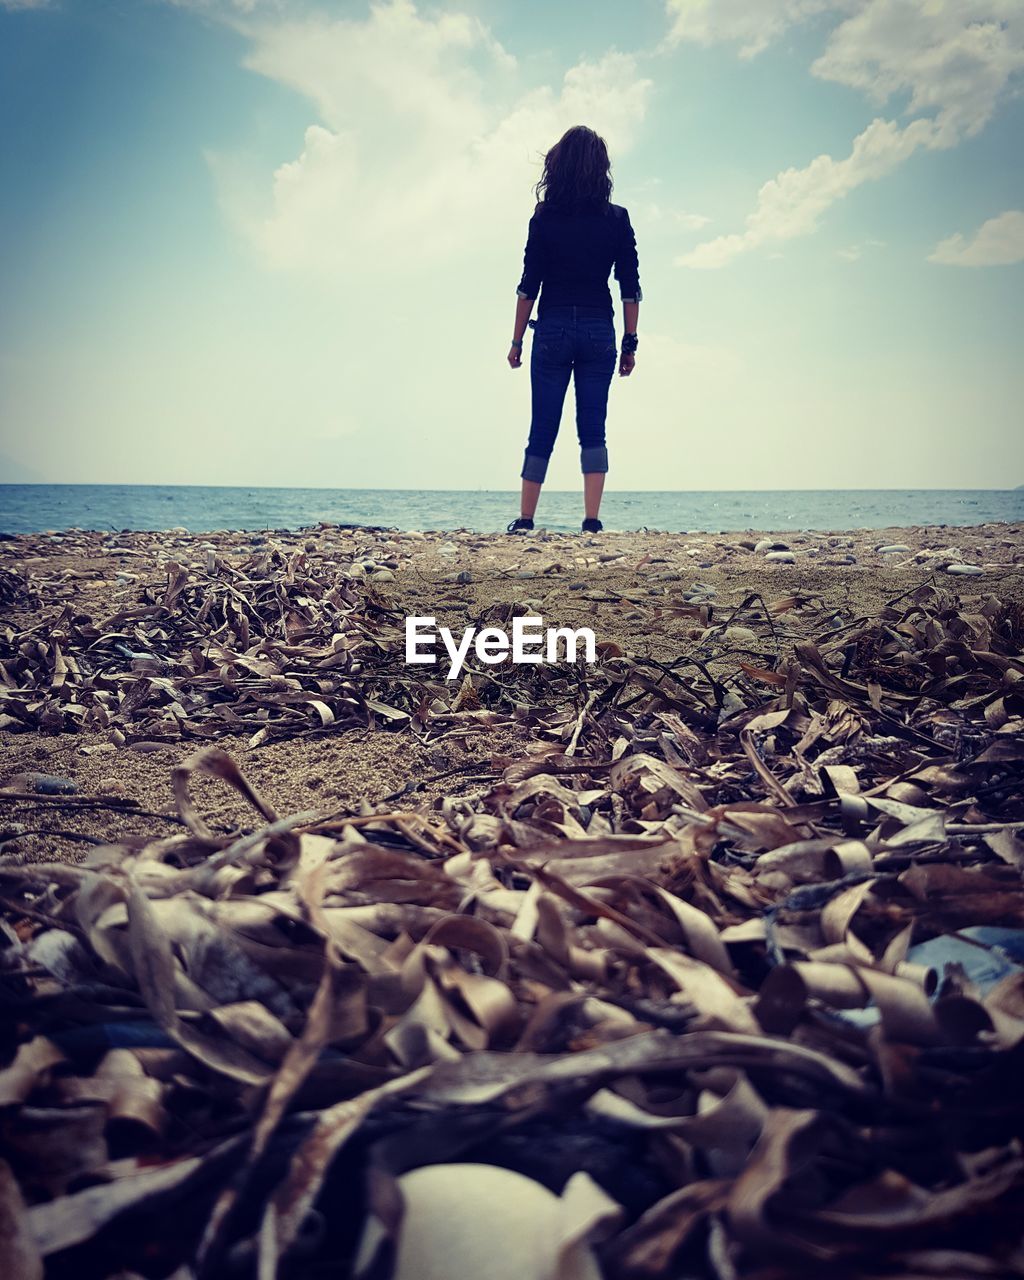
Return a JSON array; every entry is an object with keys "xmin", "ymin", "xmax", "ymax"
[
  {"xmin": 1, "ymin": 559, "xmax": 1024, "ymax": 1275},
  {"xmin": 0, "ymin": 566, "xmax": 37, "ymax": 610},
  {"xmin": 1, "ymin": 773, "xmax": 78, "ymax": 796}
]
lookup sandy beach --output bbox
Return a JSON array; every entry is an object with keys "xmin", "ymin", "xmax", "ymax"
[
  {"xmin": 2, "ymin": 520, "xmax": 1023, "ymax": 1276},
  {"xmin": 1, "ymin": 520, "xmax": 1021, "ymax": 858}
]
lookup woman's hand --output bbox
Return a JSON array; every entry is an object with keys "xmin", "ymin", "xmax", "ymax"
[
  {"xmin": 619, "ymin": 351, "xmax": 635, "ymax": 377},
  {"xmin": 508, "ymin": 344, "xmax": 523, "ymax": 368}
]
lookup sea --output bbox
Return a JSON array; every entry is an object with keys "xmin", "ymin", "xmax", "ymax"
[{"xmin": 1, "ymin": 485, "xmax": 1022, "ymax": 536}]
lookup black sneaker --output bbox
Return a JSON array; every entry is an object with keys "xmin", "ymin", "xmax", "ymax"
[
  {"xmin": 507, "ymin": 517, "xmax": 534, "ymax": 534},
  {"xmin": 581, "ymin": 517, "xmax": 603, "ymax": 534}
]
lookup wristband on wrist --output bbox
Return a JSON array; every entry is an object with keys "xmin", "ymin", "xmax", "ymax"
[
  {"xmin": 511, "ymin": 338, "xmax": 523, "ymax": 348},
  {"xmin": 621, "ymin": 332, "xmax": 639, "ymax": 354}
]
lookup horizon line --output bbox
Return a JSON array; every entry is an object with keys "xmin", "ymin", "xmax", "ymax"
[{"xmin": 1, "ymin": 483, "xmax": 1021, "ymax": 494}]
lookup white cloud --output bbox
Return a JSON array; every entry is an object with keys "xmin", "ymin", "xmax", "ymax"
[
  {"xmin": 662, "ymin": 0, "xmax": 849, "ymax": 59},
  {"xmin": 929, "ymin": 210, "xmax": 1024, "ymax": 266},
  {"xmin": 207, "ymin": 1, "xmax": 652, "ymax": 275},
  {"xmin": 174, "ymin": 1, "xmax": 656, "ymax": 490},
  {"xmin": 0, "ymin": 0, "xmax": 51, "ymax": 10},
  {"xmin": 811, "ymin": 0, "xmax": 1024, "ymax": 144},
  {"xmin": 676, "ymin": 0, "xmax": 1024, "ymax": 267},
  {"xmin": 677, "ymin": 115, "xmax": 935, "ymax": 267}
]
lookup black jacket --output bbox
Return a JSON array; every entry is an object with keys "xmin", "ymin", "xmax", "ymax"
[{"xmin": 516, "ymin": 201, "xmax": 642, "ymax": 318}]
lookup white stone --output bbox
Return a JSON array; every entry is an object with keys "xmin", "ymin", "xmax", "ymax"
[
  {"xmin": 375, "ymin": 1164, "xmax": 615, "ymax": 1280},
  {"xmin": 725, "ymin": 625, "xmax": 758, "ymax": 645}
]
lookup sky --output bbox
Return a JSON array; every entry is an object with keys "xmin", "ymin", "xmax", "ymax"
[{"xmin": 1, "ymin": 0, "xmax": 1022, "ymax": 491}]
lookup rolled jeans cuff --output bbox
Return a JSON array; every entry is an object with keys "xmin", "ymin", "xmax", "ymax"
[
  {"xmin": 521, "ymin": 452, "xmax": 549, "ymax": 483},
  {"xmin": 580, "ymin": 446, "xmax": 608, "ymax": 474}
]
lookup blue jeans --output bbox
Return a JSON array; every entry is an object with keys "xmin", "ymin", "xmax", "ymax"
[{"xmin": 521, "ymin": 304, "xmax": 616, "ymax": 483}]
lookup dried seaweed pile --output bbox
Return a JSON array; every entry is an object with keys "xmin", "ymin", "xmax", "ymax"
[
  {"xmin": 2, "ymin": 580, "xmax": 1024, "ymax": 1277},
  {"xmin": 2, "ymin": 543, "xmax": 1023, "ymax": 756},
  {"xmin": 0, "ymin": 549, "xmax": 421, "ymax": 742}
]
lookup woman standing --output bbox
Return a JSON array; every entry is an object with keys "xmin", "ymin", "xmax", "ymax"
[{"xmin": 507, "ymin": 124, "xmax": 641, "ymax": 535}]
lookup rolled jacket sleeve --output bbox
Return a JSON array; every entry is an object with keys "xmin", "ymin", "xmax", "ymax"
[
  {"xmin": 516, "ymin": 213, "xmax": 543, "ymax": 299},
  {"xmin": 613, "ymin": 206, "xmax": 642, "ymax": 303}
]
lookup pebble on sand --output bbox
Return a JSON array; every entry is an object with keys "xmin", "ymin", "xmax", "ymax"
[{"xmin": 724, "ymin": 625, "xmax": 759, "ymax": 645}]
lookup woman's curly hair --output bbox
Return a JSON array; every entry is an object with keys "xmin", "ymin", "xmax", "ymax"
[{"xmin": 533, "ymin": 125, "xmax": 613, "ymax": 215}]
